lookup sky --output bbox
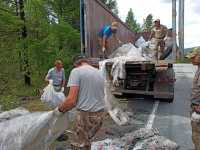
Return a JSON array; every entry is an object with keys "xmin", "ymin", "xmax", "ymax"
[{"xmin": 117, "ymin": 0, "xmax": 200, "ymax": 48}]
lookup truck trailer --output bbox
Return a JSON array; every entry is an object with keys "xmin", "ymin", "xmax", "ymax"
[{"xmin": 80, "ymin": 0, "xmax": 176, "ymax": 102}]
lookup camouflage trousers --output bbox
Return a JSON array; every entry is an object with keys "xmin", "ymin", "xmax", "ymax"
[
  {"xmin": 71, "ymin": 110, "xmax": 104, "ymax": 150},
  {"xmin": 191, "ymin": 120, "xmax": 200, "ymax": 150},
  {"xmin": 154, "ymin": 39, "xmax": 165, "ymax": 60}
]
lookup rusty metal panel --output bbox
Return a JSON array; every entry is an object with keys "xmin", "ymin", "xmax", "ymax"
[{"xmin": 84, "ymin": 0, "xmax": 137, "ymax": 57}]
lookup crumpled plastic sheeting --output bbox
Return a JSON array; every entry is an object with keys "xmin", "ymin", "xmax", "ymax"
[
  {"xmin": 41, "ymin": 82, "xmax": 65, "ymax": 108},
  {"xmin": 0, "ymin": 108, "xmax": 68, "ymax": 150},
  {"xmin": 99, "ymin": 61, "xmax": 130, "ymax": 126},
  {"xmin": 109, "ymin": 43, "xmax": 153, "ymax": 60},
  {"xmin": 125, "ymin": 128, "xmax": 160, "ymax": 142},
  {"xmin": 92, "ymin": 128, "xmax": 179, "ymax": 150},
  {"xmin": 109, "ymin": 43, "xmax": 136, "ymax": 58},
  {"xmin": 104, "ymin": 80, "xmax": 130, "ymax": 126},
  {"xmin": 135, "ymin": 36, "xmax": 150, "ymax": 48},
  {"xmin": 91, "ymin": 139, "xmax": 123, "ymax": 150},
  {"xmin": 191, "ymin": 112, "xmax": 200, "ymax": 123},
  {"xmin": 139, "ymin": 136, "xmax": 179, "ymax": 150},
  {"xmin": 107, "ymin": 43, "xmax": 154, "ymax": 85},
  {"xmin": 111, "ymin": 58, "xmax": 126, "ymax": 85},
  {"xmin": 0, "ymin": 107, "xmax": 29, "ymax": 123}
]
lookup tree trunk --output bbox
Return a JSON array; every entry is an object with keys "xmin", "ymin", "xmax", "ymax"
[{"xmin": 19, "ymin": 0, "xmax": 31, "ymax": 85}]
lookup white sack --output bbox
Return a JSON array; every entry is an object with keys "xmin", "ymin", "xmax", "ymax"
[
  {"xmin": 0, "ymin": 109, "xmax": 68, "ymax": 150},
  {"xmin": 41, "ymin": 81, "xmax": 65, "ymax": 108},
  {"xmin": 135, "ymin": 36, "xmax": 149, "ymax": 48}
]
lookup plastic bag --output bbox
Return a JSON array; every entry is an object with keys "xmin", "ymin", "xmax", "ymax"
[
  {"xmin": 91, "ymin": 128, "xmax": 179, "ymax": 150},
  {"xmin": 41, "ymin": 81, "xmax": 65, "ymax": 108},
  {"xmin": 191, "ymin": 112, "xmax": 200, "ymax": 122},
  {"xmin": 99, "ymin": 62, "xmax": 130, "ymax": 126},
  {"xmin": 140, "ymin": 136, "xmax": 179, "ymax": 150},
  {"xmin": 135, "ymin": 36, "xmax": 149, "ymax": 48},
  {"xmin": 0, "ymin": 108, "xmax": 68, "ymax": 150},
  {"xmin": 91, "ymin": 139, "xmax": 123, "ymax": 150}
]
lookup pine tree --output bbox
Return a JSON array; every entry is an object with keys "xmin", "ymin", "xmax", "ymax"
[
  {"xmin": 101, "ymin": 0, "xmax": 118, "ymax": 15},
  {"xmin": 125, "ymin": 8, "xmax": 141, "ymax": 32},
  {"xmin": 143, "ymin": 14, "xmax": 153, "ymax": 32}
]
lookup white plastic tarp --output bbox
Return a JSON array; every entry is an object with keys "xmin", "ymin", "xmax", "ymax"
[
  {"xmin": 0, "ymin": 108, "xmax": 68, "ymax": 150},
  {"xmin": 107, "ymin": 43, "xmax": 154, "ymax": 85},
  {"xmin": 99, "ymin": 60, "xmax": 130, "ymax": 126},
  {"xmin": 135, "ymin": 36, "xmax": 150, "ymax": 48},
  {"xmin": 0, "ymin": 107, "xmax": 29, "ymax": 123}
]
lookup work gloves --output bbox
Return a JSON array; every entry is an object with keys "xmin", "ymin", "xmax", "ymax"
[
  {"xmin": 102, "ymin": 47, "xmax": 106, "ymax": 53},
  {"xmin": 61, "ymin": 87, "xmax": 64, "ymax": 92},
  {"xmin": 118, "ymin": 40, "xmax": 122, "ymax": 45},
  {"xmin": 49, "ymin": 79, "xmax": 53, "ymax": 85}
]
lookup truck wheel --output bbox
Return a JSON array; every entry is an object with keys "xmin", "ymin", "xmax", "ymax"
[
  {"xmin": 154, "ymin": 97, "xmax": 174, "ymax": 103},
  {"xmin": 158, "ymin": 97, "xmax": 174, "ymax": 103},
  {"xmin": 114, "ymin": 94, "xmax": 125, "ymax": 99},
  {"xmin": 165, "ymin": 98, "xmax": 174, "ymax": 103}
]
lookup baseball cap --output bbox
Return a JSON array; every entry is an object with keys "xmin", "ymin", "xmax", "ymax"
[
  {"xmin": 154, "ymin": 19, "xmax": 160, "ymax": 23},
  {"xmin": 73, "ymin": 54, "xmax": 87, "ymax": 63},
  {"xmin": 111, "ymin": 21, "xmax": 118, "ymax": 29}
]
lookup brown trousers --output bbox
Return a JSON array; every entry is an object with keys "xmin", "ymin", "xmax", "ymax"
[
  {"xmin": 71, "ymin": 110, "xmax": 104, "ymax": 150},
  {"xmin": 191, "ymin": 120, "xmax": 200, "ymax": 150}
]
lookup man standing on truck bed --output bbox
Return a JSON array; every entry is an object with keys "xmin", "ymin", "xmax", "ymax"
[
  {"xmin": 54, "ymin": 55, "xmax": 105, "ymax": 150},
  {"xmin": 186, "ymin": 47, "xmax": 200, "ymax": 150},
  {"xmin": 149, "ymin": 19, "xmax": 168, "ymax": 60},
  {"xmin": 98, "ymin": 21, "xmax": 121, "ymax": 57}
]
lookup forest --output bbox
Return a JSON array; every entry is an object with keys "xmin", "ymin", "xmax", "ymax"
[{"xmin": 0, "ymin": 0, "xmax": 152, "ymax": 110}]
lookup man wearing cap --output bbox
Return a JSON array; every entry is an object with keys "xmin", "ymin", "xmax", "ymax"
[
  {"xmin": 186, "ymin": 47, "xmax": 200, "ymax": 150},
  {"xmin": 54, "ymin": 55, "xmax": 105, "ymax": 149},
  {"xmin": 98, "ymin": 22, "xmax": 121, "ymax": 57},
  {"xmin": 45, "ymin": 60, "xmax": 66, "ymax": 92},
  {"xmin": 149, "ymin": 19, "xmax": 168, "ymax": 60}
]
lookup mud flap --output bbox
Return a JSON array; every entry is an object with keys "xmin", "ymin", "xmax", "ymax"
[{"xmin": 154, "ymin": 67, "xmax": 175, "ymax": 101}]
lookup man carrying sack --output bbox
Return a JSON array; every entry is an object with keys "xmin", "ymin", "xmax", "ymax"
[{"xmin": 186, "ymin": 47, "xmax": 200, "ymax": 150}]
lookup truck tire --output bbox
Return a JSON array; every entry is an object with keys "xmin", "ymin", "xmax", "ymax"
[
  {"xmin": 155, "ymin": 97, "xmax": 174, "ymax": 103},
  {"xmin": 164, "ymin": 97, "xmax": 174, "ymax": 103}
]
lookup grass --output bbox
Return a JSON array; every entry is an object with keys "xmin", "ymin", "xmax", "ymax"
[
  {"xmin": 0, "ymin": 69, "xmax": 47, "ymax": 111},
  {"xmin": 21, "ymin": 99, "xmax": 51, "ymax": 112},
  {"xmin": 176, "ymin": 57, "xmax": 191, "ymax": 63}
]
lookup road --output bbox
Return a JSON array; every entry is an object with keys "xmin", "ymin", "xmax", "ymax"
[{"xmin": 127, "ymin": 64, "xmax": 196, "ymax": 150}]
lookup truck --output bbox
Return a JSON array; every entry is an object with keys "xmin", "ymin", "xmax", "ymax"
[{"xmin": 80, "ymin": 0, "xmax": 175, "ymax": 102}]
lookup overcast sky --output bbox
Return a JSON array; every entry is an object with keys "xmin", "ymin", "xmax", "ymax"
[{"xmin": 117, "ymin": 0, "xmax": 200, "ymax": 48}]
